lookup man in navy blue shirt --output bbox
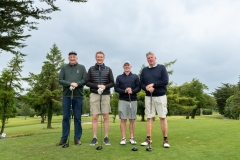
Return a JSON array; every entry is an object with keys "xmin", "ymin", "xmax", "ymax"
[
  {"xmin": 115, "ymin": 61, "xmax": 140, "ymax": 145},
  {"xmin": 140, "ymin": 52, "xmax": 170, "ymax": 148}
]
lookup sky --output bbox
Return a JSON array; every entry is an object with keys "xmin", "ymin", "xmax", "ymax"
[{"xmin": 1, "ymin": 0, "xmax": 240, "ymax": 94}]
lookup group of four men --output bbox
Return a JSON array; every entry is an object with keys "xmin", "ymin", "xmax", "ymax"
[{"xmin": 56, "ymin": 51, "xmax": 170, "ymax": 148}]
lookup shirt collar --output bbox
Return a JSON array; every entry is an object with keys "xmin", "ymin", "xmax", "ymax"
[{"xmin": 148, "ymin": 63, "xmax": 157, "ymax": 68}]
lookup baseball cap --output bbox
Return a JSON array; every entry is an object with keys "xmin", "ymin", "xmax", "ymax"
[
  {"xmin": 68, "ymin": 51, "xmax": 77, "ymax": 55},
  {"xmin": 124, "ymin": 61, "xmax": 131, "ymax": 65}
]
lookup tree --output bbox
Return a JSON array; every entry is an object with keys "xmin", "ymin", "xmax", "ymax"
[
  {"xmin": 179, "ymin": 78, "xmax": 212, "ymax": 119},
  {"xmin": 224, "ymin": 95, "xmax": 234, "ymax": 118},
  {"xmin": 212, "ymin": 83, "xmax": 236, "ymax": 115},
  {"xmin": 82, "ymin": 88, "xmax": 90, "ymax": 115},
  {"xmin": 24, "ymin": 73, "xmax": 48, "ymax": 123},
  {"xmin": 137, "ymin": 90, "xmax": 145, "ymax": 121},
  {"xmin": 0, "ymin": 52, "xmax": 25, "ymax": 134},
  {"xmin": 224, "ymin": 78, "xmax": 240, "ymax": 119},
  {"xmin": 110, "ymin": 91, "xmax": 119, "ymax": 123},
  {"xmin": 25, "ymin": 44, "xmax": 64, "ymax": 128},
  {"xmin": 0, "ymin": 0, "xmax": 87, "ymax": 54}
]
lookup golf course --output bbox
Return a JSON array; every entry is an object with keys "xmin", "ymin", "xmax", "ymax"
[{"xmin": 0, "ymin": 114, "xmax": 239, "ymax": 160}]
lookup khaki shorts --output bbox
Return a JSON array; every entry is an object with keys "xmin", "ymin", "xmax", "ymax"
[
  {"xmin": 145, "ymin": 95, "xmax": 168, "ymax": 118},
  {"xmin": 118, "ymin": 100, "xmax": 137, "ymax": 120},
  {"xmin": 90, "ymin": 93, "xmax": 111, "ymax": 114}
]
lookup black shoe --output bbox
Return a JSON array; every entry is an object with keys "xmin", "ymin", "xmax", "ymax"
[
  {"xmin": 75, "ymin": 140, "xmax": 81, "ymax": 145},
  {"xmin": 104, "ymin": 137, "xmax": 111, "ymax": 145},
  {"xmin": 56, "ymin": 140, "xmax": 66, "ymax": 146},
  {"xmin": 89, "ymin": 137, "xmax": 98, "ymax": 146}
]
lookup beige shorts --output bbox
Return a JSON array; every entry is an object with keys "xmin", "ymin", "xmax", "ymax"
[
  {"xmin": 145, "ymin": 95, "xmax": 168, "ymax": 118},
  {"xmin": 90, "ymin": 93, "xmax": 111, "ymax": 114}
]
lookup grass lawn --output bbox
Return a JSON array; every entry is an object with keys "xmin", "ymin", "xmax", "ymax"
[{"xmin": 0, "ymin": 114, "xmax": 239, "ymax": 160}]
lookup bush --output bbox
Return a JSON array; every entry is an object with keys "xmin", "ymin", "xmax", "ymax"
[{"xmin": 202, "ymin": 109, "xmax": 212, "ymax": 115}]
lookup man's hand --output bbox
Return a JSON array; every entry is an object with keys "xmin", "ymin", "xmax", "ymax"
[
  {"xmin": 97, "ymin": 84, "xmax": 106, "ymax": 90},
  {"xmin": 71, "ymin": 82, "xmax": 78, "ymax": 88},
  {"xmin": 148, "ymin": 87, "xmax": 155, "ymax": 93},
  {"xmin": 146, "ymin": 83, "xmax": 154, "ymax": 93},
  {"xmin": 125, "ymin": 87, "xmax": 132, "ymax": 94}
]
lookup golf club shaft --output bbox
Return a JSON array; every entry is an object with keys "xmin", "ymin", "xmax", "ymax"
[
  {"xmin": 129, "ymin": 94, "xmax": 136, "ymax": 148},
  {"xmin": 149, "ymin": 92, "xmax": 152, "ymax": 149},
  {"xmin": 100, "ymin": 94, "xmax": 103, "ymax": 147},
  {"xmin": 66, "ymin": 89, "xmax": 73, "ymax": 147}
]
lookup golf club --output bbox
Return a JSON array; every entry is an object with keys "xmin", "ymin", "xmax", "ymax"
[
  {"xmin": 146, "ymin": 92, "xmax": 153, "ymax": 152},
  {"xmin": 129, "ymin": 94, "xmax": 138, "ymax": 151},
  {"xmin": 96, "ymin": 94, "xmax": 103, "ymax": 150},
  {"xmin": 62, "ymin": 87, "xmax": 74, "ymax": 148}
]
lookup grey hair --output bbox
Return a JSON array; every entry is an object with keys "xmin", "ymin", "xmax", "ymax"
[{"xmin": 146, "ymin": 52, "xmax": 155, "ymax": 57}]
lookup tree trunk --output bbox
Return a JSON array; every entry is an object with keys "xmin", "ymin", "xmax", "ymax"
[
  {"xmin": 0, "ymin": 119, "xmax": 6, "ymax": 134},
  {"xmin": 112, "ymin": 115, "xmax": 116, "ymax": 123},
  {"xmin": 41, "ymin": 113, "xmax": 45, "ymax": 123},
  {"xmin": 47, "ymin": 105, "xmax": 53, "ymax": 129},
  {"xmin": 141, "ymin": 113, "xmax": 145, "ymax": 121},
  {"xmin": 191, "ymin": 109, "xmax": 197, "ymax": 119},
  {"xmin": 1, "ymin": 103, "xmax": 7, "ymax": 134}
]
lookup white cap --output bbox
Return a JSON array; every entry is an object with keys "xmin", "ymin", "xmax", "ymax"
[{"xmin": 124, "ymin": 61, "xmax": 131, "ymax": 65}]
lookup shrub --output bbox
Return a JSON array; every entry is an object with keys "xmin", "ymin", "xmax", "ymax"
[{"xmin": 202, "ymin": 109, "xmax": 212, "ymax": 115}]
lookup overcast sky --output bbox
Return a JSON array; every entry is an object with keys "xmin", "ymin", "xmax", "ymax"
[{"xmin": 1, "ymin": 0, "xmax": 240, "ymax": 94}]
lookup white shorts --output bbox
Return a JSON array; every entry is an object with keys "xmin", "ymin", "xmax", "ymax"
[{"xmin": 145, "ymin": 95, "xmax": 168, "ymax": 118}]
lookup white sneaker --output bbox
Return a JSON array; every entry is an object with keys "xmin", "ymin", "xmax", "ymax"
[
  {"xmin": 141, "ymin": 138, "xmax": 152, "ymax": 146},
  {"xmin": 163, "ymin": 139, "xmax": 170, "ymax": 148},
  {"xmin": 120, "ymin": 138, "xmax": 126, "ymax": 145},
  {"xmin": 130, "ymin": 138, "xmax": 137, "ymax": 145}
]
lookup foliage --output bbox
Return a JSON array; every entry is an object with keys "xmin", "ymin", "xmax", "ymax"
[
  {"xmin": 137, "ymin": 90, "xmax": 145, "ymax": 121},
  {"xmin": 24, "ymin": 44, "xmax": 64, "ymax": 128},
  {"xmin": 202, "ymin": 109, "xmax": 212, "ymax": 115},
  {"xmin": 82, "ymin": 88, "xmax": 90, "ymax": 115},
  {"xmin": 179, "ymin": 78, "xmax": 215, "ymax": 119},
  {"xmin": 0, "ymin": 0, "xmax": 87, "ymax": 54},
  {"xmin": 83, "ymin": 96, "xmax": 90, "ymax": 114},
  {"xmin": 224, "ymin": 84, "xmax": 240, "ymax": 119},
  {"xmin": 224, "ymin": 95, "xmax": 234, "ymax": 118},
  {"xmin": 212, "ymin": 83, "xmax": 236, "ymax": 115},
  {"xmin": 84, "ymin": 87, "xmax": 90, "ymax": 98},
  {"xmin": 110, "ymin": 91, "xmax": 119, "ymax": 123},
  {"xmin": 16, "ymin": 101, "xmax": 35, "ymax": 117},
  {"xmin": 0, "ymin": 52, "xmax": 25, "ymax": 133}
]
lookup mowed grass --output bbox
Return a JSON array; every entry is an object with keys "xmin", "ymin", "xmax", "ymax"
[{"xmin": 0, "ymin": 114, "xmax": 239, "ymax": 160}]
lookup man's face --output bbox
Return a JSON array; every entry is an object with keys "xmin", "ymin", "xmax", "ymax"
[
  {"xmin": 147, "ymin": 54, "xmax": 156, "ymax": 66},
  {"xmin": 123, "ymin": 63, "xmax": 131, "ymax": 72},
  {"xmin": 68, "ymin": 54, "xmax": 78, "ymax": 65},
  {"xmin": 96, "ymin": 54, "xmax": 105, "ymax": 65}
]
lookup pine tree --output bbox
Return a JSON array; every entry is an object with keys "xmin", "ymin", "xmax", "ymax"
[
  {"xmin": 25, "ymin": 44, "xmax": 64, "ymax": 128},
  {"xmin": 0, "ymin": 52, "xmax": 25, "ymax": 134}
]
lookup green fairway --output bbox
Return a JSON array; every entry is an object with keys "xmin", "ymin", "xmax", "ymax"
[{"xmin": 0, "ymin": 115, "xmax": 239, "ymax": 160}]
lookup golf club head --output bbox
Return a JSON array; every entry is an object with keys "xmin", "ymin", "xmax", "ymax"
[
  {"xmin": 131, "ymin": 147, "xmax": 138, "ymax": 151},
  {"xmin": 96, "ymin": 145, "xmax": 103, "ymax": 150},
  {"xmin": 146, "ymin": 147, "xmax": 152, "ymax": 151},
  {"xmin": 62, "ymin": 144, "xmax": 69, "ymax": 148}
]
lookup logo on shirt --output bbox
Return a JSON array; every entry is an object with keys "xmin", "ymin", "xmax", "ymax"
[{"xmin": 77, "ymin": 70, "xmax": 79, "ymax": 73}]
